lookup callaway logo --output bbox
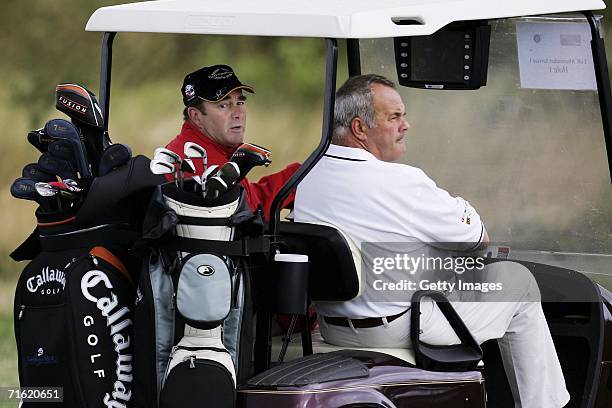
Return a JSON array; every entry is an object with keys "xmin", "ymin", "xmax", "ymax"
[
  {"xmin": 197, "ymin": 265, "xmax": 215, "ymax": 276},
  {"xmin": 81, "ymin": 269, "xmax": 133, "ymax": 408},
  {"xmin": 208, "ymin": 67, "xmax": 233, "ymax": 79},
  {"xmin": 185, "ymin": 84, "xmax": 196, "ymax": 98},
  {"xmin": 58, "ymin": 96, "xmax": 88, "ymax": 115},
  {"xmin": 27, "ymin": 267, "xmax": 66, "ymax": 294}
]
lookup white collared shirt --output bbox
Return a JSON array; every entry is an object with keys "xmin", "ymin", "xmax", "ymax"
[{"xmin": 294, "ymin": 144, "xmax": 484, "ymax": 318}]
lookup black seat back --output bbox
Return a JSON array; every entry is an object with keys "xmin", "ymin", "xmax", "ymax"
[{"xmin": 278, "ymin": 221, "xmax": 359, "ymax": 301}]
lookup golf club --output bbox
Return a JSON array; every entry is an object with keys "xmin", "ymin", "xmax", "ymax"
[
  {"xmin": 98, "ymin": 143, "xmax": 132, "ymax": 176},
  {"xmin": 48, "ymin": 139, "xmax": 86, "ymax": 179},
  {"xmin": 204, "ymin": 162, "xmax": 240, "ymax": 199},
  {"xmin": 38, "ymin": 152, "xmax": 78, "ymax": 181},
  {"xmin": 56, "ymin": 83, "xmax": 109, "ymax": 173},
  {"xmin": 150, "ymin": 159, "xmax": 176, "ymax": 184},
  {"xmin": 11, "ymin": 178, "xmax": 55, "ymax": 212},
  {"xmin": 36, "ymin": 181, "xmax": 83, "ymax": 209},
  {"xmin": 180, "ymin": 158, "xmax": 197, "ymax": 191},
  {"xmin": 35, "ymin": 182, "xmax": 65, "ymax": 210},
  {"xmin": 230, "ymin": 143, "xmax": 271, "ymax": 182},
  {"xmin": 43, "ymin": 119, "xmax": 91, "ymax": 178},
  {"xmin": 22, "ymin": 163, "xmax": 56, "ymax": 182},
  {"xmin": 154, "ymin": 147, "xmax": 182, "ymax": 187},
  {"xmin": 201, "ymin": 164, "xmax": 219, "ymax": 196},
  {"xmin": 27, "ymin": 128, "xmax": 52, "ymax": 153},
  {"xmin": 184, "ymin": 142, "xmax": 208, "ymax": 183}
]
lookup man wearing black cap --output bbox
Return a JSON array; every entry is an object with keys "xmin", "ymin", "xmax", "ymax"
[{"xmin": 166, "ymin": 65, "xmax": 299, "ymax": 217}]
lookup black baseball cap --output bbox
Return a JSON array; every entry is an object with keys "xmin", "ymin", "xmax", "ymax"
[{"xmin": 181, "ymin": 65, "xmax": 255, "ymax": 106}]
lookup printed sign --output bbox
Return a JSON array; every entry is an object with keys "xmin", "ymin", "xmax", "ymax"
[{"xmin": 516, "ymin": 22, "xmax": 597, "ymax": 90}]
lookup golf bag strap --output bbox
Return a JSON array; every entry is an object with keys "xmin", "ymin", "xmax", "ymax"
[
  {"xmin": 160, "ymin": 236, "xmax": 270, "ymax": 257},
  {"xmin": 10, "ymin": 228, "xmax": 41, "ymax": 261},
  {"xmin": 39, "ymin": 226, "xmax": 138, "ymax": 252},
  {"xmin": 90, "ymin": 246, "xmax": 134, "ymax": 286},
  {"xmin": 177, "ymin": 215, "xmax": 231, "ymax": 226}
]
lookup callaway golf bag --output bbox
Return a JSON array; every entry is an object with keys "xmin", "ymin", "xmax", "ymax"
[
  {"xmin": 134, "ymin": 165, "xmax": 269, "ymax": 408},
  {"xmin": 11, "ymin": 84, "xmax": 163, "ymax": 408}
]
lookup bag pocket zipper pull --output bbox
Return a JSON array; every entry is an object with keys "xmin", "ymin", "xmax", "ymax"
[
  {"xmin": 183, "ymin": 355, "xmax": 196, "ymax": 369},
  {"xmin": 18, "ymin": 305, "xmax": 25, "ymax": 320}
]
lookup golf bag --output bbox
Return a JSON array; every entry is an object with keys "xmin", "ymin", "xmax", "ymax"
[
  {"xmin": 134, "ymin": 181, "xmax": 268, "ymax": 408},
  {"xmin": 11, "ymin": 155, "xmax": 163, "ymax": 408}
]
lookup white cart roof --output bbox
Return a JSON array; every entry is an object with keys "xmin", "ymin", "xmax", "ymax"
[{"xmin": 86, "ymin": 0, "xmax": 606, "ymax": 38}]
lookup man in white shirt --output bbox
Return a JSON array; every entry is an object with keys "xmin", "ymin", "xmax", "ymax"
[{"xmin": 294, "ymin": 74, "xmax": 569, "ymax": 408}]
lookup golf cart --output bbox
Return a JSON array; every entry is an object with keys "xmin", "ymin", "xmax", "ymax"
[{"xmin": 83, "ymin": 0, "xmax": 612, "ymax": 407}]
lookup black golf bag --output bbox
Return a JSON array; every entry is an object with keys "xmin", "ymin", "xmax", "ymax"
[
  {"xmin": 134, "ymin": 180, "xmax": 268, "ymax": 408},
  {"xmin": 11, "ymin": 155, "xmax": 163, "ymax": 408}
]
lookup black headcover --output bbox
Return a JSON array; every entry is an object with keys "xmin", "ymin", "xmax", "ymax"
[
  {"xmin": 55, "ymin": 84, "xmax": 104, "ymax": 130},
  {"xmin": 56, "ymin": 84, "xmax": 110, "ymax": 174}
]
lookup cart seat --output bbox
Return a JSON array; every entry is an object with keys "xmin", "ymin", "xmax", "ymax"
[
  {"xmin": 277, "ymin": 221, "xmax": 483, "ymax": 372},
  {"xmin": 271, "ymin": 328, "xmax": 417, "ymax": 365}
]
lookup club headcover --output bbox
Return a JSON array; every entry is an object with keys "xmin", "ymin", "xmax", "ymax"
[
  {"xmin": 98, "ymin": 143, "xmax": 132, "ymax": 176},
  {"xmin": 22, "ymin": 163, "xmax": 56, "ymax": 183},
  {"xmin": 55, "ymin": 84, "xmax": 104, "ymax": 130}
]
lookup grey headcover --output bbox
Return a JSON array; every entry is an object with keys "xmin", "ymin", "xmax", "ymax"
[{"xmin": 177, "ymin": 254, "xmax": 232, "ymax": 324}]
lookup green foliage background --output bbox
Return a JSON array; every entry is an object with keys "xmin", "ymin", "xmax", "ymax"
[{"xmin": 0, "ymin": 0, "xmax": 611, "ymax": 389}]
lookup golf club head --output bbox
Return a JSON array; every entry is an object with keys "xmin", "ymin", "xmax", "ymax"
[
  {"xmin": 218, "ymin": 161, "xmax": 241, "ymax": 186},
  {"xmin": 11, "ymin": 178, "xmax": 54, "ymax": 212},
  {"xmin": 230, "ymin": 143, "xmax": 271, "ymax": 181},
  {"xmin": 38, "ymin": 152, "xmax": 78, "ymax": 181},
  {"xmin": 180, "ymin": 158, "xmax": 196, "ymax": 174},
  {"xmin": 55, "ymin": 84, "xmax": 104, "ymax": 130},
  {"xmin": 154, "ymin": 147, "xmax": 182, "ymax": 164},
  {"xmin": 44, "ymin": 119, "xmax": 91, "ymax": 178},
  {"xmin": 184, "ymin": 142, "xmax": 207, "ymax": 159},
  {"xmin": 35, "ymin": 182, "xmax": 60, "ymax": 197},
  {"xmin": 22, "ymin": 163, "xmax": 56, "ymax": 182},
  {"xmin": 203, "ymin": 162, "xmax": 240, "ymax": 199},
  {"xmin": 98, "ymin": 143, "xmax": 132, "ymax": 177},
  {"xmin": 150, "ymin": 159, "xmax": 175, "ymax": 177},
  {"xmin": 36, "ymin": 181, "xmax": 81, "ymax": 210},
  {"xmin": 203, "ymin": 175, "xmax": 228, "ymax": 199},
  {"xmin": 202, "ymin": 164, "xmax": 219, "ymax": 181},
  {"xmin": 51, "ymin": 179, "xmax": 83, "ymax": 193},
  {"xmin": 27, "ymin": 128, "xmax": 51, "ymax": 153}
]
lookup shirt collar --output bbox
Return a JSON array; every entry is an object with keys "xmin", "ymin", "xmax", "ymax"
[
  {"xmin": 325, "ymin": 144, "xmax": 378, "ymax": 161},
  {"xmin": 182, "ymin": 121, "xmax": 236, "ymax": 158}
]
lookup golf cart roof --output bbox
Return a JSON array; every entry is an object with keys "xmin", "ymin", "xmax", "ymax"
[{"xmin": 86, "ymin": 0, "xmax": 606, "ymax": 38}]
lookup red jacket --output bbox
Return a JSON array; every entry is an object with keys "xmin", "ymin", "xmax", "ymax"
[{"xmin": 166, "ymin": 121, "xmax": 299, "ymax": 219}]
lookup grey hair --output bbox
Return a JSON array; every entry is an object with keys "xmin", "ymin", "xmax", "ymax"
[{"xmin": 332, "ymin": 74, "xmax": 396, "ymax": 144}]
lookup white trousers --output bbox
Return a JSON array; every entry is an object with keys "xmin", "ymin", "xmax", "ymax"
[{"xmin": 319, "ymin": 262, "xmax": 570, "ymax": 408}]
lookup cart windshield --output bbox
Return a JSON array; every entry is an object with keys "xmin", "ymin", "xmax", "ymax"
[{"xmin": 359, "ymin": 14, "xmax": 612, "ymax": 285}]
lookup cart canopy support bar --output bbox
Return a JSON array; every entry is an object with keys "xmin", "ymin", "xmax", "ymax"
[
  {"xmin": 584, "ymin": 11, "xmax": 612, "ymax": 182},
  {"xmin": 255, "ymin": 38, "xmax": 337, "ymax": 375},
  {"xmin": 268, "ymin": 38, "xmax": 338, "ymax": 235},
  {"xmin": 100, "ymin": 32, "xmax": 116, "ymax": 133}
]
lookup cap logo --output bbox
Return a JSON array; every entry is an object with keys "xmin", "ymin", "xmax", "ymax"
[
  {"xmin": 185, "ymin": 84, "xmax": 196, "ymax": 98},
  {"xmin": 215, "ymin": 87, "xmax": 227, "ymax": 99},
  {"xmin": 209, "ymin": 68, "xmax": 233, "ymax": 80}
]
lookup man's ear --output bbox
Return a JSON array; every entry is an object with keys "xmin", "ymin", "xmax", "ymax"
[
  {"xmin": 187, "ymin": 107, "xmax": 200, "ymax": 123},
  {"xmin": 350, "ymin": 117, "xmax": 368, "ymax": 142}
]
